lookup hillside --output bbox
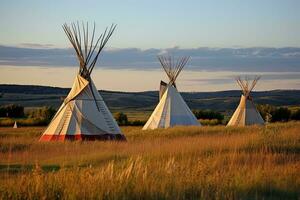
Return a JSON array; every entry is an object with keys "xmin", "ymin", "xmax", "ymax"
[{"xmin": 1, "ymin": 84, "xmax": 300, "ymax": 114}]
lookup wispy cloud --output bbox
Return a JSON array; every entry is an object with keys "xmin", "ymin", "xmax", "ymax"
[
  {"xmin": 19, "ymin": 43, "xmax": 55, "ymax": 49},
  {"xmin": 0, "ymin": 45, "xmax": 300, "ymax": 72},
  {"xmin": 184, "ymin": 72, "xmax": 300, "ymax": 85}
]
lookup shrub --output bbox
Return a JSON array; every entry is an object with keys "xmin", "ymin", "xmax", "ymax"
[
  {"xmin": 270, "ymin": 107, "xmax": 291, "ymax": 122},
  {"xmin": 257, "ymin": 104, "xmax": 275, "ymax": 121},
  {"xmin": 257, "ymin": 104, "xmax": 293, "ymax": 122},
  {"xmin": 0, "ymin": 106, "xmax": 57, "ymax": 127},
  {"xmin": 130, "ymin": 120, "xmax": 146, "ymax": 126},
  {"xmin": 291, "ymin": 109, "xmax": 300, "ymax": 120},
  {"xmin": 114, "ymin": 112, "xmax": 129, "ymax": 126},
  {"xmin": 18, "ymin": 118, "xmax": 49, "ymax": 126},
  {"xmin": 199, "ymin": 119, "xmax": 222, "ymax": 126},
  {"xmin": 193, "ymin": 110, "xmax": 224, "ymax": 121},
  {"xmin": 114, "ymin": 113, "xmax": 146, "ymax": 126},
  {"xmin": 0, "ymin": 104, "xmax": 24, "ymax": 118},
  {"xmin": 0, "ymin": 118, "xmax": 14, "ymax": 126},
  {"xmin": 27, "ymin": 106, "xmax": 56, "ymax": 123},
  {"xmin": 0, "ymin": 117, "xmax": 50, "ymax": 127}
]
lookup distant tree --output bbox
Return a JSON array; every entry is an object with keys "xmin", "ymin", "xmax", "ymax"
[
  {"xmin": 130, "ymin": 120, "xmax": 146, "ymax": 126},
  {"xmin": 291, "ymin": 109, "xmax": 300, "ymax": 120},
  {"xmin": 0, "ymin": 104, "xmax": 24, "ymax": 118},
  {"xmin": 270, "ymin": 107, "xmax": 291, "ymax": 122},
  {"xmin": 40, "ymin": 106, "xmax": 56, "ymax": 122},
  {"xmin": 27, "ymin": 106, "xmax": 56, "ymax": 123},
  {"xmin": 114, "ymin": 112, "xmax": 128, "ymax": 126},
  {"xmin": 0, "ymin": 106, "xmax": 6, "ymax": 117},
  {"xmin": 193, "ymin": 110, "xmax": 224, "ymax": 121},
  {"xmin": 257, "ymin": 104, "xmax": 275, "ymax": 121}
]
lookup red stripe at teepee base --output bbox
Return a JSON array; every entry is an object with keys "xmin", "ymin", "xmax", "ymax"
[{"xmin": 39, "ymin": 134, "xmax": 126, "ymax": 141}]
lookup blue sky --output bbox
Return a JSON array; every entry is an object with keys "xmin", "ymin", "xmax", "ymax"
[
  {"xmin": 1, "ymin": 0, "xmax": 300, "ymax": 48},
  {"xmin": 0, "ymin": 0, "xmax": 300, "ymax": 91}
]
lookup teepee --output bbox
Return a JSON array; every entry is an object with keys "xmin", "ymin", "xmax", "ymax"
[
  {"xmin": 227, "ymin": 76, "xmax": 264, "ymax": 126},
  {"xmin": 40, "ymin": 22, "xmax": 126, "ymax": 141},
  {"xmin": 13, "ymin": 121, "xmax": 18, "ymax": 128},
  {"xmin": 143, "ymin": 56, "xmax": 201, "ymax": 130}
]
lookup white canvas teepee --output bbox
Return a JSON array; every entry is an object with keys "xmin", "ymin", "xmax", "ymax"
[
  {"xmin": 227, "ymin": 76, "xmax": 264, "ymax": 126},
  {"xmin": 13, "ymin": 121, "xmax": 18, "ymax": 128},
  {"xmin": 143, "ymin": 56, "xmax": 201, "ymax": 130},
  {"xmin": 40, "ymin": 22, "xmax": 125, "ymax": 141}
]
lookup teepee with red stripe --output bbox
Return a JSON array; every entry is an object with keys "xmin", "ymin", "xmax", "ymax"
[{"xmin": 40, "ymin": 22, "xmax": 125, "ymax": 141}]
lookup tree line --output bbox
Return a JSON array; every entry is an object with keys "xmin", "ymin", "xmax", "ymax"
[
  {"xmin": 257, "ymin": 104, "xmax": 300, "ymax": 122},
  {"xmin": 0, "ymin": 104, "xmax": 25, "ymax": 118},
  {"xmin": 0, "ymin": 104, "xmax": 56, "ymax": 126},
  {"xmin": 1, "ymin": 104, "xmax": 300, "ymax": 126}
]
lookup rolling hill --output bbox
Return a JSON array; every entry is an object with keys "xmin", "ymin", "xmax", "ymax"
[{"xmin": 1, "ymin": 84, "xmax": 300, "ymax": 116}]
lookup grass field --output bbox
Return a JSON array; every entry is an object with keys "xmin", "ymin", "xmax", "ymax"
[{"xmin": 0, "ymin": 122, "xmax": 299, "ymax": 199}]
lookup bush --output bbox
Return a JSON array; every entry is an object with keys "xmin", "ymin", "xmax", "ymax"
[
  {"xmin": 130, "ymin": 120, "xmax": 146, "ymax": 126},
  {"xmin": 257, "ymin": 104, "xmax": 275, "ymax": 121},
  {"xmin": 193, "ymin": 110, "xmax": 224, "ymax": 121},
  {"xmin": 27, "ymin": 106, "xmax": 56, "ymax": 124},
  {"xmin": 0, "ymin": 118, "xmax": 14, "ymax": 126},
  {"xmin": 199, "ymin": 119, "xmax": 222, "ymax": 126},
  {"xmin": 114, "ymin": 112, "xmax": 129, "ymax": 126},
  {"xmin": 0, "ymin": 117, "xmax": 49, "ymax": 127},
  {"xmin": 257, "ymin": 104, "xmax": 294, "ymax": 122},
  {"xmin": 0, "ymin": 106, "xmax": 57, "ymax": 127},
  {"xmin": 0, "ymin": 104, "xmax": 24, "ymax": 118},
  {"xmin": 270, "ymin": 107, "xmax": 291, "ymax": 122},
  {"xmin": 18, "ymin": 118, "xmax": 48, "ymax": 126},
  {"xmin": 291, "ymin": 109, "xmax": 300, "ymax": 120},
  {"xmin": 114, "ymin": 113, "xmax": 146, "ymax": 126}
]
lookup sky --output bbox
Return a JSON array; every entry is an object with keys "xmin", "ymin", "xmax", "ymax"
[{"xmin": 0, "ymin": 0, "xmax": 300, "ymax": 91}]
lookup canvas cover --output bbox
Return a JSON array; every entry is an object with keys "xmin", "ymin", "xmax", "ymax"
[
  {"xmin": 159, "ymin": 81, "xmax": 167, "ymax": 100},
  {"xmin": 227, "ymin": 95, "xmax": 264, "ymax": 126},
  {"xmin": 143, "ymin": 85, "xmax": 200, "ymax": 130},
  {"xmin": 40, "ymin": 75, "xmax": 125, "ymax": 141}
]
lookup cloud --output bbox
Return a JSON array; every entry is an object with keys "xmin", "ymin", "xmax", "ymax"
[
  {"xmin": 19, "ymin": 43, "xmax": 55, "ymax": 49},
  {"xmin": 0, "ymin": 45, "xmax": 300, "ymax": 72},
  {"xmin": 183, "ymin": 72, "xmax": 300, "ymax": 86}
]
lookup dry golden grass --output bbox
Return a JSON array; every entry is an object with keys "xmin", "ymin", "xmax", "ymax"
[{"xmin": 0, "ymin": 122, "xmax": 299, "ymax": 199}]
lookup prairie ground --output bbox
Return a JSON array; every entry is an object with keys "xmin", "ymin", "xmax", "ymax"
[{"xmin": 0, "ymin": 122, "xmax": 299, "ymax": 199}]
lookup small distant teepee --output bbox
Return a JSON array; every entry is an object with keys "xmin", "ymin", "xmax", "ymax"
[
  {"xmin": 227, "ymin": 76, "xmax": 264, "ymax": 126},
  {"xmin": 13, "ymin": 121, "xmax": 18, "ymax": 128},
  {"xmin": 143, "ymin": 56, "xmax": 201, "ymax": 130},
  {"xmin": 40, "ymin": 22, "xmax": 125, "ymax": 141}
]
